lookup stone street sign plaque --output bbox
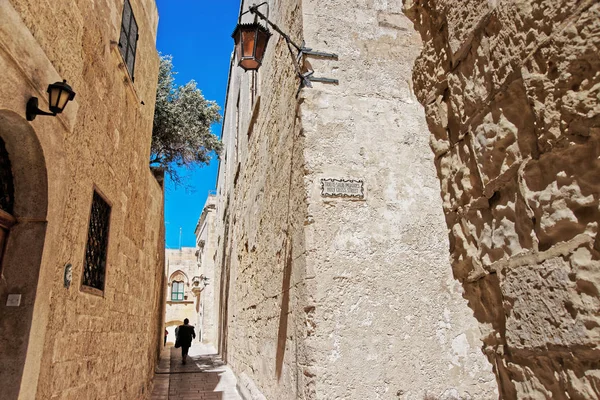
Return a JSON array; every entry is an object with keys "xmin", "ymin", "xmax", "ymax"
[
  {"xmin": 6, "ymin": 294, "xmax": 21, "ymax": 307},
  {"xmin": 321, "ymin": 178, "xmax": 364, "ymax": 198}
]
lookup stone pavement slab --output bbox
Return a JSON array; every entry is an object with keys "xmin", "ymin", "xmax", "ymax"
[{"xmin": 151, "ymin": 343, "xmax": 241, "ymax": 400}]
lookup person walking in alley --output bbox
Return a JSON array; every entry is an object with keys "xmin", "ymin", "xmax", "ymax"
[
  {"xmin": 164, "ymin": 329, "xmax": 168, "ymax": 346},
  {"xmin": 176, "ymin": 318, "xmax": 196, "ymax": 364}
]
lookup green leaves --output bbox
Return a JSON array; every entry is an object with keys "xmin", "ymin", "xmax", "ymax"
[{"xmin": 151, "ymin": 54, "xmax": 222, "ymax": 183}]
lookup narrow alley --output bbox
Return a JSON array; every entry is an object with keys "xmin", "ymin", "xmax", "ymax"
[
  {"xmin": 151, "ymin": 343, "xmax": 241, "ymax": 400},
  {"xmin": 1, "ymin": 0, "xmax": 599, "ymax": 398}
]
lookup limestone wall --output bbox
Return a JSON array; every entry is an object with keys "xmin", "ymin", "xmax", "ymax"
[
  {"xmin": 0, "ymin": 0, "xmax": 164, "ymax": 399},
  {"xmin": 404, "ymin": 0, "xmax": 600, "ymax": 397},
  {"xmin": 298, "ymin": 0, "xmax": 496, "ymax": 398},
  {"xmin": 196, "ymin": 195, "xmax": 218, "ymax": 346},
  {"xmin": 213, "ymin": 1, "xmax": 310, "ymax": 399},
  {"xmin": 215, "ymin": 0, "xmax": 498, "ymax": 398}
]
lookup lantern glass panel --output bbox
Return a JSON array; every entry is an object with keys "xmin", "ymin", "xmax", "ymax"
[
  {"xmin": 241, "ymin": 29, "xmax": 257, "ymax": 58},
  {"xmin": 255, "ymin": 29, "xmax": 269, "ymax": 62},
  {"xmin": 48, "ymin": 87, "xmax": 60, "ymax": 111},
  {"xmin": 57, "ymin": 89, "xmax": 71, "ymax": 111},
  {"xmin": 235, "ymin": 34, "xmax": 242, "ymax": 63}
]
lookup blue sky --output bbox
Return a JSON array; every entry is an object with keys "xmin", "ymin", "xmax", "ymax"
[{"xmin": 155, "ymin": 0, "xmax": 240, "ymax": 249}]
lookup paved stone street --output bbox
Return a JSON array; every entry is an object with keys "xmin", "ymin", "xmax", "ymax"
[{"xmin": 151, "ymin": 343, "xmax": 241, "ymax": 400}]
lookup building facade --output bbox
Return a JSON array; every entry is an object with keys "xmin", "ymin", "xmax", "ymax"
[
  {"xmin": 164, "ymin": 247, "xmax": 202, "ymax": 344},
  {"xmin": 195, "ymin": 194, "xmax": 219, "ymax": 347},
  {"xmin": 406, "ymin": 0, "xmax": 600, "ymax": 398},
  {"xmin": 212, "ymin": 0, "xmax": 497, "ymax": 399},
  {"xmin": 0, "ymin": 0, "xmax": 165, "ymax": 399}
]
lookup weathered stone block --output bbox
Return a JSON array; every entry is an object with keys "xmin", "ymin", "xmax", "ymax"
[
  {"xmin": 513, "ymin": 0, "xmax": 592, "ymax": 49},
  {"xmin": 446, "ymin": 34, "xmax": 495, "ymax": 128},
  {"xmin": 405, "ymin": 0, "xmax": 494, "ymax": 62},
  {"xmin": 411, "ymin": 38, "xmax": 450, "ymax": 104},
  {"xmin": 468, "ymin": 79, "xmax": 538, "ymax": 195},
  {"xmin": 447, "ymin": 209, "xmax": 485, "ymax": 281},
  {"xmin": 521, "ymin": 134, "xmax": 600, "ymax": 251},
  {"xmin": 461, "ymin": 274, "xmax": 505, "ymax": 337},
  {"xmin": 569, "ymin": 246, "xmax": 600, "ymax": 343},
  {"xmin": 481, "ymin": 0, "xmax": 589, "ymax": 91},
  {"xmin": 448, "ymin": 181, "xmax": 535, "ymax": 280},
  {"xmin": 522, "ymin": 2, "xmax": 600, "ymax": 152},
  {"xmin": 441, "ymin": 1, "xmax": 593, "ymax": 130},
  {"xmin": 435, "ymin": 138, "xmax": 483, "ymax": 213},
  {"xmin": 440, "ymin": 0, "xmax": 492, "ymax": 61},
  {"xmin": 502, "ymin": 256, "xmax": 593, "ymax": 349},
  {"xmin": 424, "ymin": 95, "xmax": 451, "ymax": 156}
]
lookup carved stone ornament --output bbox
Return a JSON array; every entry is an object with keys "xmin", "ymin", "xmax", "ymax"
[{"xmin": 320, "ymin": 178, "xmax": 364, "ymax": 198}]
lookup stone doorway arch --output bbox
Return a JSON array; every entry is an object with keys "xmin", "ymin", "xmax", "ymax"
[{"xmin": 0, "ymin": 110, "xmax": 49, "ymax": 400}]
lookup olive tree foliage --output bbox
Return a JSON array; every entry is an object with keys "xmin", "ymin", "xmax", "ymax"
[{"xmin": 150, "ymin": 54, "xmax": 222, "ymax": 183}]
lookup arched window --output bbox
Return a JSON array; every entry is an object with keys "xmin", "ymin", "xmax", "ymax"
[
  {"xmin": 171, "ymin": 280, "xmax": 184, "ymax": 301},
  {"xmin": 0, "ymin": 137, "xmax": 16, "ymax": 273}
]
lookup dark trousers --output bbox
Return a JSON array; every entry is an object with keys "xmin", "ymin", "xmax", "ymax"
[{"xmin": 181, "ymin": 345, "xmax": 190, "ymax": 358}]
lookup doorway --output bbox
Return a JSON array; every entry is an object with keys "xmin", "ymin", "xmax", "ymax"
[{"xmin": 0, "ymin": 110, "xmax": 49, "ymax": 400}]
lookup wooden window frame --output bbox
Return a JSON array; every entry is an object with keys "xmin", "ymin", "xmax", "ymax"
[
  {"xmin": 171, "ymin": 280, "xmax": 184, "ymax": 301},
  {"xmin": 118, "ymin": 0, "xmax": 139, "ymax": 81}
]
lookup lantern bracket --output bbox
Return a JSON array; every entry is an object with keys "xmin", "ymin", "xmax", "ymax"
[
  {"xmin": 307, "ymin": 75, "xmax": 339, "ymax": 85},
  {"xmin": 26, "ymin": 97, "xmax": 55, "ymax": 121},
  {"xmin": 301, "ymin": 48, "xmax": 339, "ymax": 59},
  {"xmin": 26, "ymin": 80, "xmax": 76, "ymax": 121},
  {"xmin": 245, "ymin": 2, "xmax": 338, "ymax": 91}
]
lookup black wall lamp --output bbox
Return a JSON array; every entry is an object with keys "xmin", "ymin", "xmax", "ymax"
[
  {"xmin": 232, "ymin": 2, "xmax": 338, "ymax": 90},
  {"xmin": 26, "ymin": 80, "xmax": 76, "ymax": 121}
]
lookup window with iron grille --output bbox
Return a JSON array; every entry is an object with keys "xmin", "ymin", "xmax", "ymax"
[
  {"xmin": 171, "ymin": 281, "xmax": 184, "ymax": 301},
  {"xmin": 82, "ymin": 191, "xmax": 111, "ymax": 292},
  {"xmin": 118, "ymin": 0, "xmax": 139, "ymax": 81}
]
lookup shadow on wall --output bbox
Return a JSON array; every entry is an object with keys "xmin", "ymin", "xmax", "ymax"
[
  {"xmin": 276, "ymin": 243, "xmax": 293, "ymax": 381},
  {"xmin": 403, "ymin": 0, "xmax": 600, "ymax": 398}
]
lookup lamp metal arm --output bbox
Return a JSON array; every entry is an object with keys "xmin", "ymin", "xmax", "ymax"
[
  {"xmin": 248, "ymin": 4, "xmax": 303, "ymax": 52},
  {"xmin": 26, "ymin": 97, "xmax": 56, "ymax": 121},
  {"xmin": 242, "ymin": 2, "xmax": 339, "ymax": 93}
]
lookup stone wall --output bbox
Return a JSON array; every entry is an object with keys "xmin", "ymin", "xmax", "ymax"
[
  {"xmin": 215, "ymin": 0, "xmax": 498, "ymax": 398},
  {"xmin": 217, "ymin": 1, "xmax": 306, "ymax": 400},
  {"xmin": 214, "ymin": 1, "xmax": 310, "ymax": 399},
  {"xmin": 404, "ymin": 0, "xmax": 600, "ymax": 397},
  {"xmin": 196, "ymin": 195, "xmax": 218, "ymax": 346},
  {"xmin": 0, "ymin": 0, "xmax": 164, "ymax": 399},
  {"xmin": 299, "ymin": 0, "xmax": 496, "ymax": 398}
]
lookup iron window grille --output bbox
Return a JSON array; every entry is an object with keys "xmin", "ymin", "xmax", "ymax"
[
  {"xmin": 118, "ymin": 0, "xmax": 139, "ymax": 81},
  {"xmin": 82, "ymin": 191, "xmax": 112, "ymax": 292},
  {"xmin": 171, "ymin": 281, "xmax": 184, "ymax": 301},
  {"xmin": 0, "ymin": 137, "xmax": 14, "ymax": 214}
]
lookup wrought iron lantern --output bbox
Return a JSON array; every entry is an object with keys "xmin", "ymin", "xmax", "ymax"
[
  {"xmin": 232, "ymin": 22, "xmax": 271, "ymax": 71},
  {"xmin": 232, "ymin": 2, "xmax": 338, "ymax": 90},
  {"xmin": 26, "ymin": 80, "xmax": 76, "ymax": 121}
]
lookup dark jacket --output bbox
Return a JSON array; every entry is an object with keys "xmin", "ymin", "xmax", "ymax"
[{"xmin": 177, "ymin": 324, "xmax": 196, "ymax": 347}]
